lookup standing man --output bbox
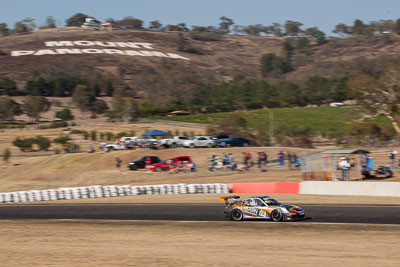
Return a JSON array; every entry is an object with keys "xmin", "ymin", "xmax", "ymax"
[
  {"xmin": 277, "ymin": 151, "xmax": 285, "ymax": 169},
  {"xmin": 339, "ymin": 157, "xmax": 350, "ymax": 181},
  {"xmin": 115, "ymin": 156, "xmax": 122, "ymax": 172},
  {"xmin": 257, "ymin": 151, "xmax": 267, "ymax": 171}
]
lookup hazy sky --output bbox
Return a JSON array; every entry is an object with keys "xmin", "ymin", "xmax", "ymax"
[{"xmin": 1, "ymin": 0, "xmax": 399, "ymax": 34}]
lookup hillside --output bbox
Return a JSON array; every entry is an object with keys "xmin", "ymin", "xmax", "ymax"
[{"xmin": 1, "ymin": 29, "xmax": 400, "ymax": 91}]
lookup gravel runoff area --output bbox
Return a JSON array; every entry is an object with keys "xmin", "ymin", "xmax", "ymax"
[{"xmin": 0, "ymin": 220, "xmax": 399, "ymax": 266}]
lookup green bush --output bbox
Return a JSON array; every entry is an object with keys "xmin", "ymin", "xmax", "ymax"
[
  {"xmin": 55, "ymin": 108, "xmax": 74, "ymax": 121},
  {"xmin": 34, "ymin": 136, "xmax": 51, "ymax": 151}
]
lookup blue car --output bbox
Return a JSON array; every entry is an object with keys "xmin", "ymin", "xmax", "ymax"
[{"xmin": 215, "ymin": 137, "xmax": 250, "ymax": 147}]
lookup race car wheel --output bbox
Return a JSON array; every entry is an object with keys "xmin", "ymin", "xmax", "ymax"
[
  {"xmin": 170, "ymin": 143, "xmax": 177, "ymax": 148},
  {"xmin": 207, "ymin": 143, "xmax": 212, "ymax": 148},
  {"xmin": 155, "ymin": 167, "xmax": 162, "ymax": 172},
  {"xmin": 190, "ymin": 143, "xmax": 195, "ymax": 148},
  {"xmin": 271, "ymin": 209, "xmax": 283, "ymax": 222},
  {"xmin": 231, "ymin": 209, "xmax": 243, "ymax": 221}
]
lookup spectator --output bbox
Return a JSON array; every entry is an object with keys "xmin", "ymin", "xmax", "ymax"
[
  {"xmin": 257, "ymin": 152, "xmax": 267, "ymax": 171},
  {"xmin": 288, "ymin": 152, "xmax": 296, "ymax": 170},
  {"xmin": 338, "ymin": 157, "xmax": 350, "ymax": 181},
  {"xmin": 115, "ymin": 156, "xmax": 122, "ymax": 172},
  {"xmin": 361, "ymin": 164, "xmax": 374, "ymax": 180},
  {"xmin": 388, "ymin": 150, "xmax": 397, "ymax": 167},
  {"xmin": 277, "ymin": 151, "xmax": 285, "ymax": 169}
]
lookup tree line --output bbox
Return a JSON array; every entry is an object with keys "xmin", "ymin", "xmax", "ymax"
[{"xmin": 2, "ymin": 13, "xmax": 400, "ymax": 39}]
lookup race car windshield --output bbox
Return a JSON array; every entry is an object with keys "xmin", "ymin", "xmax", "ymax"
[{"xmin": 263, "ymin": 199, "xmax": 281, "ymax": 206}]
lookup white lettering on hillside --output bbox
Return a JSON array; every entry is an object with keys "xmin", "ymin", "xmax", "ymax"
[
  {"xmin": 11, "ymin": 40, "xmax": 190, "ymax": 60},
  {"xmin": 45, "ymin": 41, "xmax": 154, "ymax": 49},
  {"xmin": 55, "ymin": 49, "xmax": 82, "ymax": 54},
  {"xmin": 73, "ymin": 41, "xmax": 95, "ymax": 46},
  {"xmin": 45, "ymin": 41, "xmax": 74, "ymax": 47},
  {"xmin": 34, "ymin": 50, "xmax": 57, "ymax": 56},
  {"xmin": 11, "ymin": 51, "xmax": 35, "ymax": 56}
]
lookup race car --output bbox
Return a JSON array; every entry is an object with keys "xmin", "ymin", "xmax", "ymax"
[{"xmin": 219, "ymin": 195, "xmax": 305, "ymax": 221}]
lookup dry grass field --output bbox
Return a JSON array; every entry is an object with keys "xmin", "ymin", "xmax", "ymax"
[
  {"xmin": 0, "ymin": 220, "xmax": 399, "ymax": 267},
  {"xmin": 1, "ymin": 119, "xmax": 400, "ymax": 192}
]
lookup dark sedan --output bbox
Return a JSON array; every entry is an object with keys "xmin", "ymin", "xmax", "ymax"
[
  {"xmin": 215, "ymin": 137, "xmax": 250, "ymax": 147},
  {"xmin": 127, "ymin": 156, "xmax": 162, "ymax": 170}
]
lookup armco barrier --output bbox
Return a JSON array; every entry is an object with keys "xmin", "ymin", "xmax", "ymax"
[
  {"xmin": 0, "ymin": 183, "xmax": 230, "ymax": 204},
  {"xmin": 231, "ymin": 182, "xmax": 300, "ymax": 194},
  {"xmin": 300, "ymin": 181, "xmax": 400, "ymax": 197}
]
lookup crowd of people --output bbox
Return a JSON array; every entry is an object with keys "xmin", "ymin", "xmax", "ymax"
[{"xmin": 206, "ymin": 150, "xmax": 299, "ymax": 172}]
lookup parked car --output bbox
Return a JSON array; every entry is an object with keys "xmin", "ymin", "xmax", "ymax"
[
  {"xmin": 215, "ymin": 137, "xmax": 250, "ymax": 147},
  {"xmin": 149, "ymin": 156, "xmax": 193, "ymax": 172},
  {"xmin": 212, "ymin": 134, "xmax": 234, "ymax": 140},
  {"xmin": 183, "ymin": 136, "xmax": 215, "ymax": 148},
  {"xmin": 127, "ymin": 156, "xmax": 162, "ymax": 170},
  {"xmin": 159, "ymin": 136, "xmax": 190, "ymax": 148}
]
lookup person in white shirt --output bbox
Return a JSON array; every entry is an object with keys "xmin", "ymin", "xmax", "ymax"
[{"xmin": 339, "ymin": 157, "xmax": 351, "ymax": 181}]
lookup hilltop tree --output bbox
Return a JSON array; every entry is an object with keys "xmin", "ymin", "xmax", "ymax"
[
  {"xmin": 333, "ymin": 23, "xmax": 351, "ymax": 36},
  {"xmin": 22, "ymin": 95, "xmax": 51, "ymax": 122},
  {"xmin": 0, "ymin": 96, "xmax": 22, "ymax": 122},
  {"xmin": 303, "ymin": 27, "xmax": 326, "ymax": 44},
  {"xmin": 219, "ymin": 16, "xmax": 234, "ymax": 33},
  {"xmin": 116, "ymin": 17, "xmax": 143, "ymax": 29},
  {"xmin": 66, "ymin": 13, "xmax": 98, "ymax": 27},
  {"xmin": 352, "ymin": 19, "xmax": 366, "ymax": 36},
  {"xmin": 268, "ymin": 23, "xmax": 283, "ymax": 37},
  {"xmin": 149, "ymin": 20, "xmax": 162, "ymax": 30},
  {"xmin": 243, "ymin": 24, "xmax": 264, "ymax": 36},
  {"xmin": 284, "ymin": 20, "xmax": 303, "ymax": 36},
  {"xmin": 0, "ymin": 22, "xmax": 10, "ymax": 36},
  {"xmin": 13, "ymin": 18, "xmax": 36, "ymax": 33},
  {"xmin": 41, "ymin": 16, "xmax": 56, "ymax": 29}
]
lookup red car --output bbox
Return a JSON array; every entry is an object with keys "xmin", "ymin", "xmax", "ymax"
[{"xmin": 149, "ymin": 156, "xmax": 193, "ymax": 172}]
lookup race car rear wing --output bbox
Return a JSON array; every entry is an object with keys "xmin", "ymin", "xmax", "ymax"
[{"xmin": 219, "ymin": 195, "xmax": 240, "ymax": 206}]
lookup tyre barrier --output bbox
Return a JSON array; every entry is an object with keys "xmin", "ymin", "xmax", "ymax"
[{"xmin": 0, "ymin": 183, "xmax": 230, "ymax": 204}]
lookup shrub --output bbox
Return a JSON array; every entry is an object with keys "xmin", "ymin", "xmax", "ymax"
[
  {"xmin": 35, "ymin": 136, "xmax": 51, "ymax": 151},
  {"xmin": 55, "ymin": 108, "xmax": 74, "ymax": 121},
  {"xmin": 12, "ymin": 137, "xmax": 34, "ymax": 151},
  {"xmin": 3, "ymin": 148, "xmax": 11, "ymax": 162},
  {"xmin": 90, "ymin": 130, "xmax": 97, "ymax": 141}
]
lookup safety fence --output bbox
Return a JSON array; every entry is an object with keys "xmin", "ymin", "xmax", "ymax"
[{"xmin": 0, "ymin": 183, "xmax": 229, "ymax": 204}]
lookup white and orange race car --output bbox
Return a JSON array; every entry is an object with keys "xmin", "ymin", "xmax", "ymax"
[{"xmin": 220, "ymin": 195, "xmax": 305, "ymax": 221}]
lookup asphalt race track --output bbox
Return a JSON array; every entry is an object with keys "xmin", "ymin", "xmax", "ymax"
[{"xmin": 0, "ymin": 204, "xmax": 399, "ymax": 224}]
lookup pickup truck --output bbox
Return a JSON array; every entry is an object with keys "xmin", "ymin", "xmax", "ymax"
[{"xmin": 104, "ymin": 141, "xmax": 128, "ymax": 151}]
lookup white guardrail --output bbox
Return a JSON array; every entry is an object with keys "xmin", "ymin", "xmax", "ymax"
[
  {"xmin": 300, "ymin": 181, "xmax": 400, "ymax": 197},
  {"xmin": 0, "ymin": 183, "xmax": 230, "ymax": 204}
]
